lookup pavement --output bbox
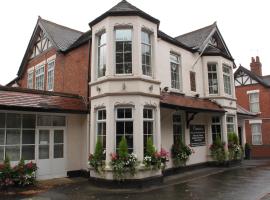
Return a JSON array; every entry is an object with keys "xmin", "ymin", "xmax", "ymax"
[{"xmin": 1, "ymin": 159, "xmax": 270, "ymax": 200}]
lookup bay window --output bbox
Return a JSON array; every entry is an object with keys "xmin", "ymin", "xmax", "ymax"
[
  {"xmin": 115, "ymin": 108, "xmax": 133, "ymax": 152},
  {"xmin": 96, "ymin": 109, "xmax": 106, "ymax": 151},
  {"xmin": 143, "ymin": 108, "xmax": 154, "ymax": 153},
  {"xmin": 170, "ymin": 53, "xmax": 181, "ymax": 90},
  {"xmin": 115, "ymin": 29, "xmax": 132, "ymax": 74},
  {"xmin": 173, "ymin": 113, "xmax": 183, "ymax": 144},
  {"xmin": 47, "ymin": 60, "xmax": 55, "ymax": 91},
  {"xmin": 211, "ymin": 116, "xmax": 222, "ymax": 142},
  {"xmin": 141, "ymin": 31, "xmax": 152, "ymax": 76},
  {"xmin": 97, "ymin": 32, "xmax": 106, "ymax": 77},
  {"xmin": 208, "ymin": 63, "xmax": 218, "ymax": 94},
  {"xmin": 226, "ymin": 115, "xmax": 235, "ymax": 133},
  {"xmin": 35, "ymin": 65, "xmax": 45, "ymax": 90},
  {"xmin": 223, "ymin": 65, "xmax": 232, "ymax": 95}
]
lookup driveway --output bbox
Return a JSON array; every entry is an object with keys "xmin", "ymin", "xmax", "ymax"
[{"xmin": 3, "ymin": 160, "xmax": 270, "ymax": 200}]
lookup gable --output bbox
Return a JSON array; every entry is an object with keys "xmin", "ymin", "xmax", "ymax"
[
  {"xmin": 234, "ymin": 69, "xmax": 258, "ymax": 86},
  {"xmin": 30, "ymin": 27, "xmax": 53, "ymax": 59}
]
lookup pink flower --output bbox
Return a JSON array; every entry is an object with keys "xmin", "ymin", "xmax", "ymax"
[
  {"xmin": 110, "ymin": 152, "xmax": 118, "ymax": 161},
  {"xmin": 160, "ymin": 148, "xmax": 169, "ymax": 158}
]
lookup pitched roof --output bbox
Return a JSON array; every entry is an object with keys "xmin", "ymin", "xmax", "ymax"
[
  {"xmin": 89, "ymin": 0, "xmax": 160, "ymax": 27},
  {"xmin": 237, "ymin": 104, "xmax": 257, "ymax": 117},
  {"xmin": 234, "ymin": 66, "xmax": 270, "ymax": 87},
  {"xmin": 39, "ymin": 18, "xmax": 83, "ymax": 51},
  {"xmin": 175, "ymin": 23, "xmax": 216, "ymax": 50},
  {"xmin": 0, "ymin": 86, "xmax": 88, "ymax": 114},
  {"xmin": 157, "ymin": 30, "xmax": 195, "ymax": 52},
  {"xmin": 65, "ymin": 30, "xmax": 92, "ymax": 52},
  {"xmin": 160, "ymin": 92, "xmax": 225, "ymax": 113},
  {"xmin": 202, "ymin": 45, "xmax": 233, "ymax": 61}
]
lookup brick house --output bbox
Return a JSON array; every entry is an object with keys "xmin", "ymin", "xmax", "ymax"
[
  {"xmin": 0, "ymin": 0, "xmax": 253, "ymax": 180},
  {"xmin": 235, "ymin": 56, "xmax": 270, "ymax": 158}
]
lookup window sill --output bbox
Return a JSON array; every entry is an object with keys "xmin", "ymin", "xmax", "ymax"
[{"xmin": 170, "ymin": 88, "xmax": 184, "ymax": 95}]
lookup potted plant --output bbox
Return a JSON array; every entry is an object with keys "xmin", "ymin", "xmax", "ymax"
[
  {"xmin": 171, "ymin": 140, "xmax": 193, "ymax": 167},
  {"xmin": 244, "ymin": 143, "xmax": 251, "ymax": 160},
  {"xmin": 88, "ymin": 139, "xmax": 106, "ymax": 174},
  {"xmin": 227, "ymin": 132, "xmax": 242, "ymax": 161},
  {"xmin": 210, "ymin": 137, "xmax": 227, "ymax": 165}
]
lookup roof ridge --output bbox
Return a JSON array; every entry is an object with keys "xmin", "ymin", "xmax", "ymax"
[
  {"xmin": 40, "ymin": 18, "xmax": 84, "ymax": 34},
  {"xmin": 0, "ymin": 86, "xmax": 82, "ymax": 99},
  {"xmin": 175, "ymin": 22, "xmax": 215, "ymax": 39}
]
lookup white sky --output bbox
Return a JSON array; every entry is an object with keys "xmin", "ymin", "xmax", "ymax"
[{"xmin": 0, "ymin": 0, "xmax": 269, "ymax": 85}]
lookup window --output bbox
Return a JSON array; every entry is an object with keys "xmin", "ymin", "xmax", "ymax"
[
  {"xmin": 37, "ymin": 115, "xmax": 66, "ymax": 127},
  {"xmin": 226, "ymin": 116, "xmax": 235, "ymax": 133},
  {"xmin": 96, "ymin": 109, "xmax": 106, "ymax": 151},
  {"xmin": 47, "ymin": 60, "xmax": 55, "ymax": 91},
  {"xmin": 223, "ymin": 65, "xmax": 232, "ymax": 95},
  {"xmin": 170, "ymin": 53, "xmax": 181, "ymax": 89},
  {"xmin": 115, "ymin": 108, "xmax": 133, "ymax": 152},
  {"xmin": 251, "ymin": 124, "xmax": 262, "ymax": 145},
  {"xmin": 173, "ymin": 113, "xmax": 183, "ymax": 144},
  {"xmin": 190, "ymin": 71, "xmax": 196, "ymax": 92},
  {"xmin": 212, "ymin": 116, "xmax": 222, "ymax": 142},
  {"xmin": 208, "ymin": 63, "xmax": 218, "ymax": 94},
  {"xmin": 35, "ymin": 65, "xmax": 45, "ymax": 90},
  {"xmin": 115, "ymin": 29, "xmax": 132, "ymax": 74},
  {"xmin": 141, "ymin": 31, "xmax": 151, "ymax": 76},
  {"xmin": 249, "ymin": 92, "xmax": 260, "ymax": 113},
  {"xmin": 27, "ymin": 70, "xmax": 34, "ymax": 89},
  {"xmin": 97, "ymin": 32, "xmax": 106, "ymax": 77},
  {"xmin": 0, "ymin": 113, "xmax": 36, "ymax": 161},
  {"xmin": 143, "ymin": 108, "xmax": 154, "ymax": 153}
]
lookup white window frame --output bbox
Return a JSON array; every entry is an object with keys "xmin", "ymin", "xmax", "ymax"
[
  {"xmin": 211, "ymin": 116, "xmax": 222, "ymax": 142},
  {"xmin": 115, "ymin": 28, "xmax": 133, "ymax": 75},
  {"xmin": 35, "ymin": 65, "xmax": 45, "ymax": 90},
  {"xmin": 141, "ymin": 31, "xmax": 152, "ymax": 76},
  {"xmin": 115, "ymin": 107, "xmax": 134, "ymax": 152},
  {"xmin": 249, "ymin": 92, "xmax": 260, "ymax": 113},
  {"xmin": 170, "ymin": 53, "xmax": 181, "ymax": 90},
  {"xmin": 96, "ymin": 109, "xmax": 106, "ymax": 151},
  {"xmin": 251, "ymin": 123, "xmax": 262, "ymax": 145},
  {"xmin": 97, "ymin": 32, "xmax": 106, "ymax": 78},
  {"xmin": 207, "ymin": 63, "xmax": 219, "ymax": 95},
  {"xmin": 223, "ymin": 65, "xmax": 232, "ymax": 95},
  {"xmin": 172, "ymin": 112, "xmax": 184, "ymax": 144},
  {"xmin": 226, "ymin": 115, "xmax": 235, "ymax": 133},
  {"xmin": 27, "ymin": 69, "xmax": 34, "ymax": 89},
  {"xmin": 143, "ymin": 108, "xmax": 154, "ymax": 152},
  {"xmin": 47, "ymin": 60, "xmax": 55, "ymax": 91}
]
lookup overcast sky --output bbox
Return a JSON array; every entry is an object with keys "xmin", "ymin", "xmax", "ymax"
[{"xmin": 0, "ymin": 0, "xmax": 269, "ymax": 85}]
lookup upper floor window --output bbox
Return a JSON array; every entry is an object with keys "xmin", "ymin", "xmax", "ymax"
[
  {"xmin": 212, "ymin": 116, "xmax": 222, "ymax": 142},
  {"xmin": 115, "ymin": 108, "xmax": 133, "ymax": 152},
  {"xmin": 226, "ymin": 115, "xmax": 235, "ymax": 133},
  {"xmin": 190, "ymin": 71, "xmax": 196, "ymax": 92},
  {"xmin": 170, "ymin": 53, "xmax": 181, "ymax": 90},
  {"xmin": 115, "ymin": 29, "xmax": 132, "ymax": 74},
  {"xmin": 249, "ymin": 92, "xmax": 260, "ymax": 113},
  {"xmin": 47, "ymin": 60, "xmax": 55, "ymax": 91},
  {"xmin": 223, "ymin": 65, "xmax": 232, "ymax": 95},
  {"xmin": 251, "ymin": 123, "xmax": 262, "ymax": 145},
  {"xmin": 27, "ymin": 70, "xmax": 34, "ymax": 89},
  {"xmin": 35, "ymin": 65, "xmax": 45, "ymax": 90},
  {"xmin": 96, "ymin": 109, "xmax": 106, "ymax": 152},
  {"xmin": 143, "ymin": 108, "xmax": 154, "ymax": 153},
  {"xmin": 97, "ymin": 32, "xmax": 106, "ymax": 78},
  {"xmin": 172, "ymin": 113, "xmax": 183, "ymax": 144},
  {"xmin": 208, "ymin": 63, "xmax": 218, "ymax": 94},
  {"xmin": 141, "ymin": 31, "xmax": 152, "ymax": 76}
]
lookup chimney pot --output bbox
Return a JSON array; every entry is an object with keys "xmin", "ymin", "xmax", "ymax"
[
  {"xmin": 256, "ymin": 56, "xmax": 260, "ymax": 62},
  {"xmin": 250, "ymin": 56, "xmax": 262, "ymax": 76}
]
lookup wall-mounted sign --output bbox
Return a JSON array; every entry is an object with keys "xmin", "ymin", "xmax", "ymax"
[{"xmin": 190, "ymin": 125, "xmax": 206, "ymax": 147}]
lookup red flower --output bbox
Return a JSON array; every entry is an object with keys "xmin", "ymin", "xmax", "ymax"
[{"xmin": 160, "ymin": 148, "xmax": 169, "ymax": 158}]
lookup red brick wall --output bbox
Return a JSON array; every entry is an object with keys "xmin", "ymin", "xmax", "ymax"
[
  {"xmin": 236, "ymin": 84, "xmax": 270, "ymax": 158},
  {"xmin": 18, "ymin": 43, "xmax": 90, "ymax": 99}
]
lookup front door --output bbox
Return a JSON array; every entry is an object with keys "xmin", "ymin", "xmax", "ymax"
[{"xmin": 37, "ymin": 129, "xmax": 65, "ymax": 179}]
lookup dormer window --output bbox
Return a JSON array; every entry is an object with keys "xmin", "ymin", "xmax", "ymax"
[
  {"xmin": 97, "ymin": 32, "xmax": 106, "ymax": 78},
  {"xmin": 141, "ymin": 31, "xmax": 152, "ymax": 76},
  {"xmin": 115, "ymin": 29, "xmax": 132, "ymax": 74}
]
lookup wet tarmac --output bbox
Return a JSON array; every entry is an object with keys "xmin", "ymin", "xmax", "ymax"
[{"xmin": 9, "ymin": 160, "xmax": 270, "ymax": 200}]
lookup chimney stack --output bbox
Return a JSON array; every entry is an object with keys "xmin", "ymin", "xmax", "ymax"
[{"xmin": 250, "ymin": 56, "xmax": 262, "ymax": 76}]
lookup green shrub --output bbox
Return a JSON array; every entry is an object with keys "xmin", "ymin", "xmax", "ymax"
[
  {"xmin": 118, "ymin": 136, "xmax": 129, "ymax": 159},
  {"xmin": 88, "ymin": 138, "xmax": 105, "ymax": 173},
  {"xmin": 210, "ymin": 138, "xmax": 227, "ymax": 164}
]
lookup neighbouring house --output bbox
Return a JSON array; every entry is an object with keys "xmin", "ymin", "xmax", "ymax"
[
  {"xmin": 0, "ymin": 0, "xmax": 252, "ymax": 181},
  {"xmin": 235, "ymin": 56, "xmax": 270, "ymax": 158}
]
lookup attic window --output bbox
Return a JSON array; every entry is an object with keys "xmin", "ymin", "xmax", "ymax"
[{"xmin": 30, "ymin": 29, "xmax": 52, "ymax": 59}]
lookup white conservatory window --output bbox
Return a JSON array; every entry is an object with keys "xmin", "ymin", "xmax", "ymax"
[
  {"xmin": 141, "ymin": 31, "xmax": 152, "ymax": 76},
  {"xmin": 96, "ymin": 109, "xmax": 106, "ymax": 151},
  {"xmin": 143, "ymin": 108, "xmax": 154, "ymax": 153}
]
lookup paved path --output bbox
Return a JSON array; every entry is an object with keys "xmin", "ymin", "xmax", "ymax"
[{"xmin": 3, "ymin": 159, "xmax": 270, "ymax": 200}]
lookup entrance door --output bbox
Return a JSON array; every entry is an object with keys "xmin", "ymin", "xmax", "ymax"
[
  {"xmin": 37, "ymin": 129, "xmax": 65, "ymax": 179},
  {"xmin": 238, "ymin": 127, "xmax": 243, "ymax": 146}
]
